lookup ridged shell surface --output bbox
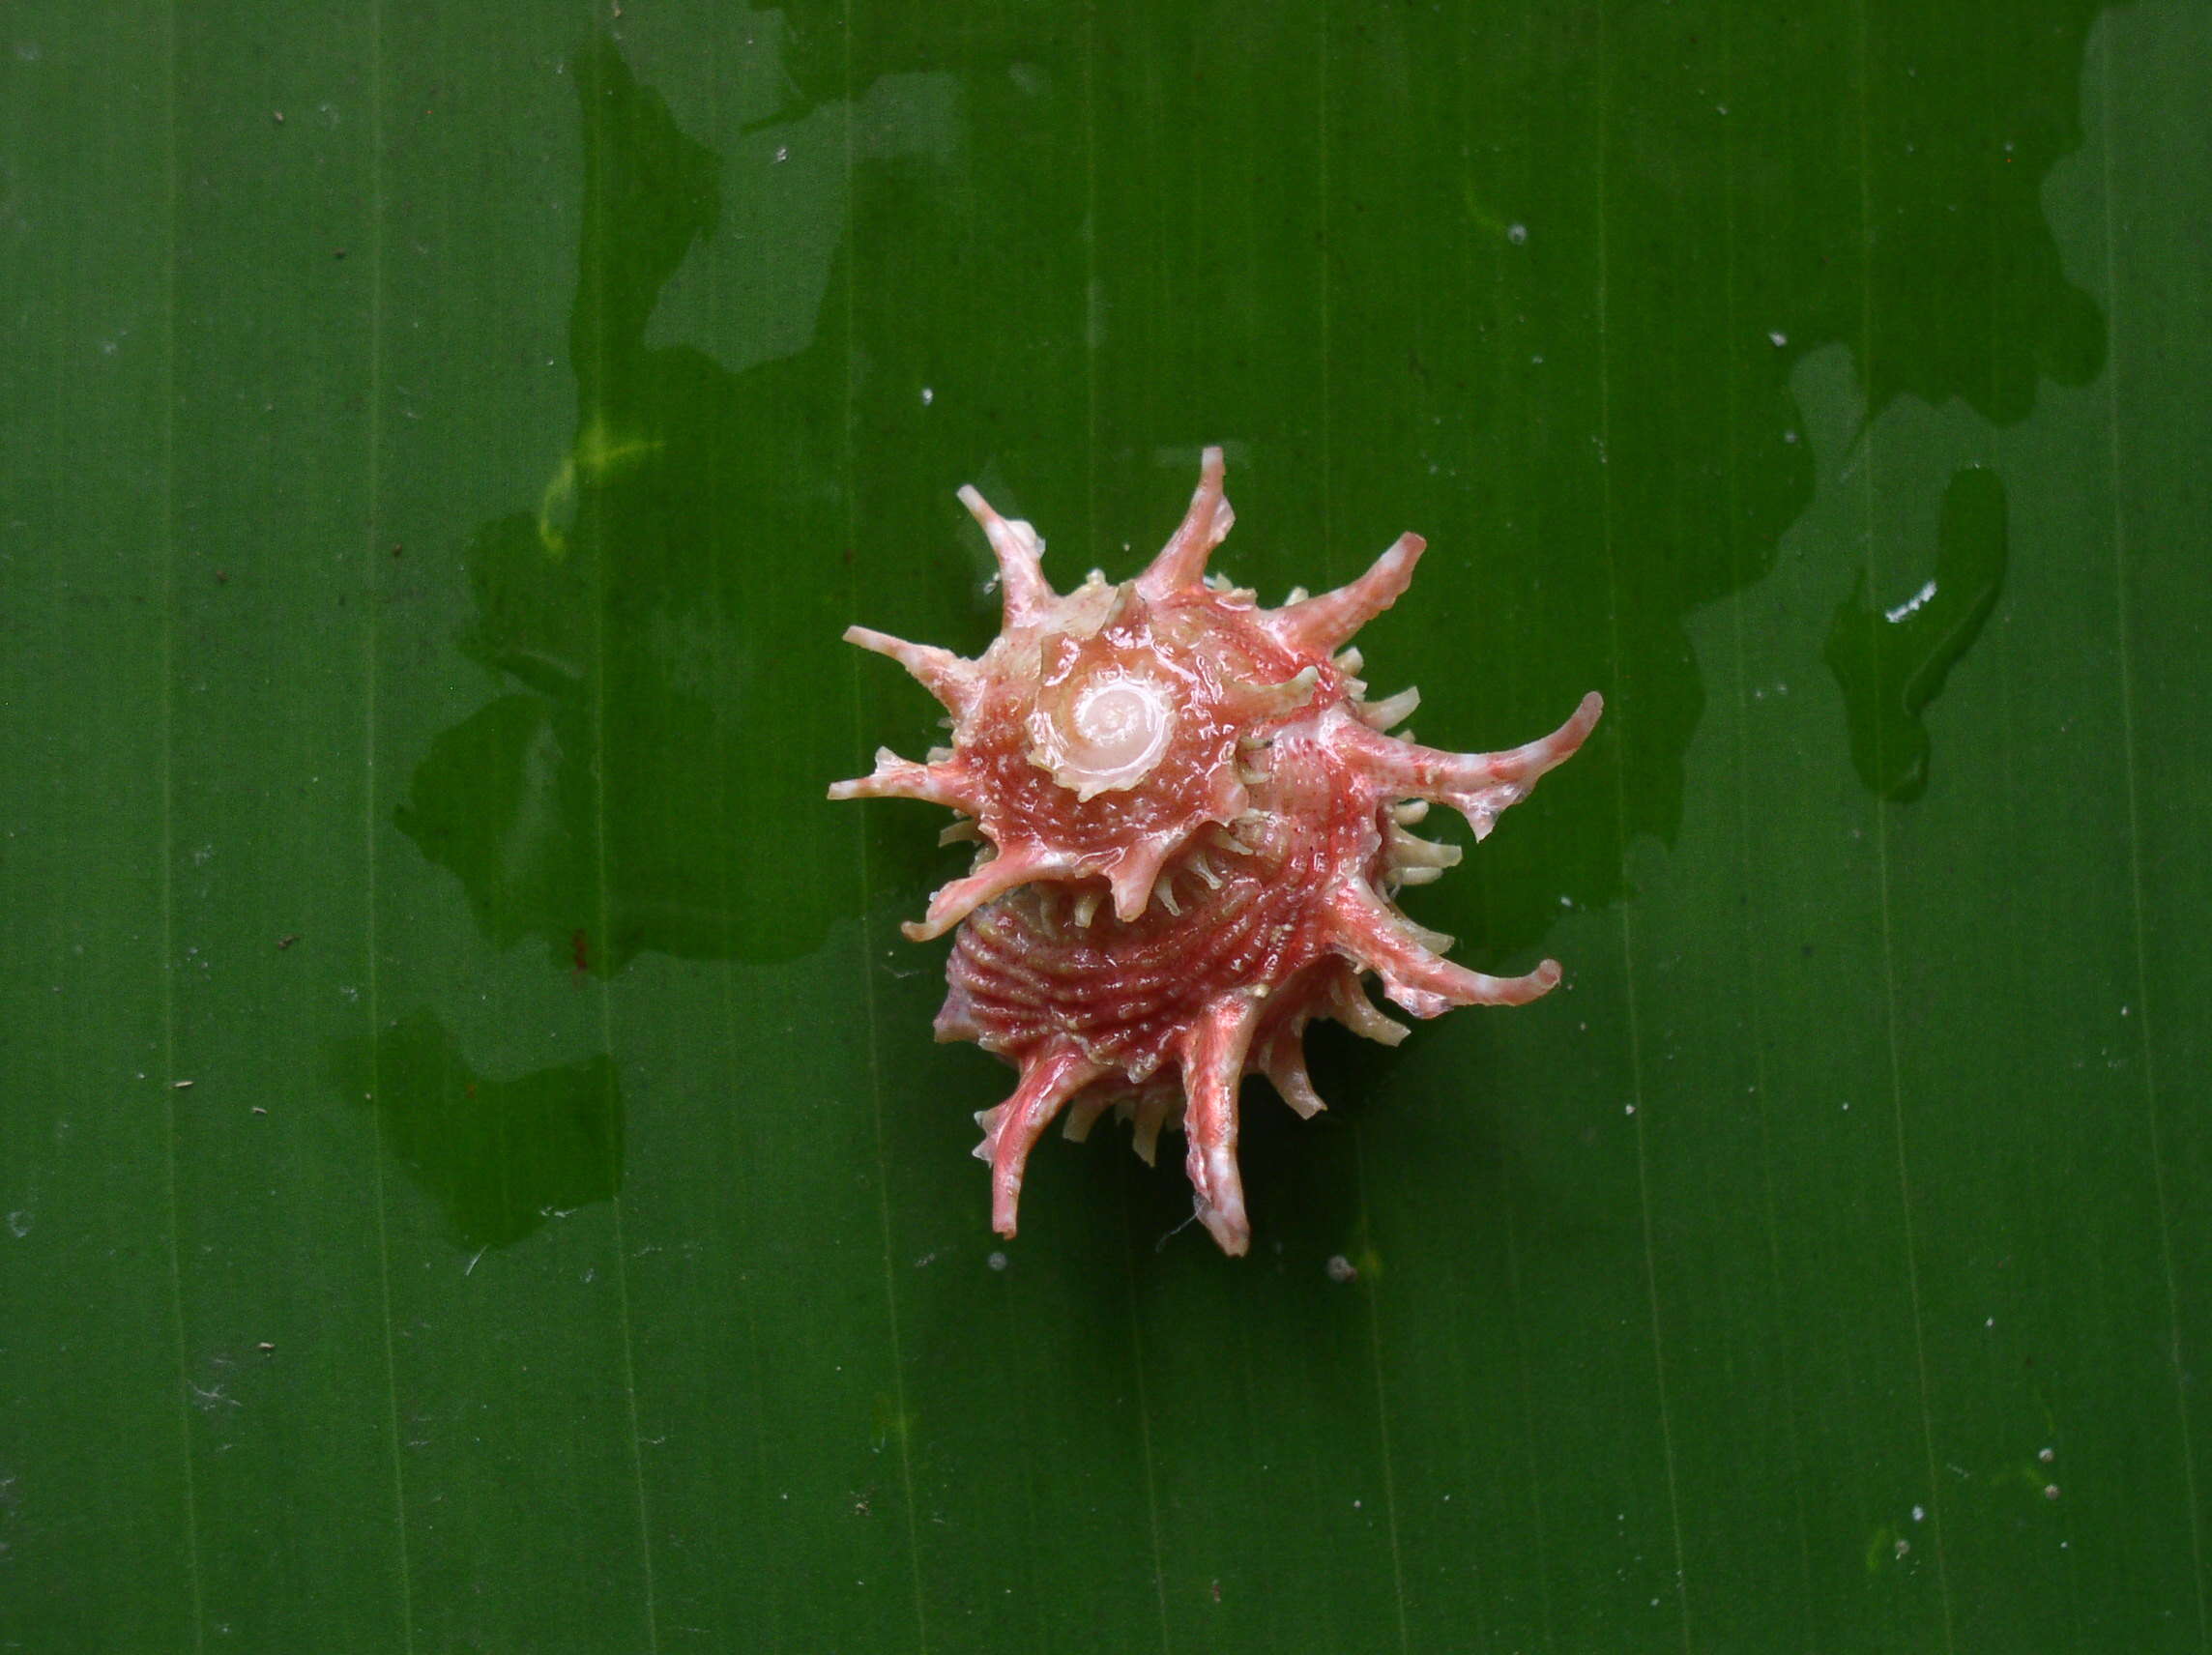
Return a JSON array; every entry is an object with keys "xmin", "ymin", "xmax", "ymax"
[{"xmin": 832, "ymin": 449, "xmax": 1601, "ymax": 1254}]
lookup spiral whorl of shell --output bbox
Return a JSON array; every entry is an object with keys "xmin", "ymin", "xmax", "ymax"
[{"xmin": 832, "ymin": 448, "xmax": 1601, "ymax": 1254}]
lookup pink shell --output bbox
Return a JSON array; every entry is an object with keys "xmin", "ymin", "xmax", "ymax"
[{"xmin": 832, "ymin": 449, "xmax": 1602, "ymax": 1255}]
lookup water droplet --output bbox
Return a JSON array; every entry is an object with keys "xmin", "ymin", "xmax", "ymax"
[{"xmin": 1823, "ymin": 466, "xmax": 2007, "ymax": 802}]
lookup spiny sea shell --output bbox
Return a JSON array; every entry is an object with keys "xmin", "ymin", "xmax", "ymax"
[{"xmin": 832, "ymin": 449, "xmax": 1602, "ymax": 1255}]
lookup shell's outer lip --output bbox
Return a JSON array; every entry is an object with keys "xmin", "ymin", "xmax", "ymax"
[{"xmin": 1027, "ymin": 668, "xmax": 1179, "ymax": 801}]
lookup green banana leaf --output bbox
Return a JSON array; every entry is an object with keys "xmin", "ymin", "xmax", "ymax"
[{"xmin": 4, "ymin": 1, "xmax": 2207, "ymax": 1650}]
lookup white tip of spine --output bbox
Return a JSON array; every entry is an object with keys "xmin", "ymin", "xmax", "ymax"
[
  {"xmin": 904, "ymin": 846, "xmax": 1062, "ymax": 941},
  {"xmin": 1138, "ymin": 446, "xmax": 1236, "ymax": 597},
  {"xmin": 1237, "ymin": 664, "xmax": 1322, "ymax": 722},
  {"xmin": 1264, "ymin": 1041, "xmax": 1328, "ymax": 1118},
  {"xmin": 958, "ymin": 482, "xmax": 1054, "ymax": 624},
  {"xmin": 1062, "ymin": 1094, "xmax": 1112, "ymax": 1143},
  {"xmin": 828, "ymin": 748, "xmax": 972, "ymax": 810},
  {"xmin": 843, "ymin": 625, "xmax": 976, "ymax": 714},
  {"xmin": 1327, "ymin": 883, "xmax": 1557, "ymax": 1020},
  {"xmin": 1359, "ymin": 685, "xmax": 1421, "ymax": 731},
  {"xmin": 1329, "ymin": 974, "xmax": 1411, "ymax": 1048},
  {"xmin": 1106, "ymin": 839, "xmax": 1173, "ymax": 922},
  {"xmin": 1270, "ymin": 533, "xmax": 1426, "ymax": 653},
  {"xmin": 1130, "ymin": 1095, "xmax": 1172, "ymax": 1165},
  {"xmin": 982, "ymin": 1047, "xmax": 1106, "ymax": 1237},
  {"xmin": 1342, "ymin": 690, "xmax": 1604, "ymax": 843}
]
